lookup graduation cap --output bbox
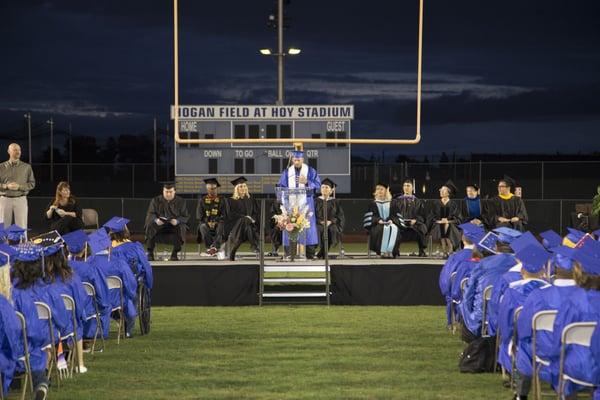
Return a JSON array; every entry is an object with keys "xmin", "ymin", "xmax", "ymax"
[
  {"xmin": 500, "ymin": 175, "xmax": 516, "ymax": 188},
  {"xmin": 516, "ymin": 244, "xmax": 551, "ymax": 274},
  {"xmin": 31, "ymin": 230, "xmax": 64, "ymax": 248},
  {"xmin": 203, "ymin": 178, "xmax": 220, "ymax": 187},
  {"xmin": 442, "ymin": 180, "xmax": 458, "ymax": 196},
  {"xmin": 6, "ymin": 224, "xmax": 28, "ymax": 242},
  {"xmin": 321, "ymin": 178, "xmax": 336, "ymax": 188},
  {"xmin": 563, "ymin": 227, "xmax": 586, "ymax": 248},
  {"xmin": 88, "ymin": 229, "xmax": 111, "ymax": 255},
  {"xmin": 493, "ymin": 227, "xmax": 523, "ymax": 244},
  {"xmin": 593, "ymin": 229, "xmax": 600, "ymax": 240},
  {"xmin": 14, "ymin": 243, "xmax": 43, "ymax": 262},
  {"xmin": 465, "ymin": 183, "xmax": 480, "ymax": 191},
  {"xmin": 0, "ymin": 223, "xmax": 6, "ymax": 242},
  {"xmin": 230, "ymin": 176, "xmax": 247, "ymax": 186},
  {"xmin": 552, "ymin": 245, "xmax": 576, "ymax": 271},
  {"xmin": 0, "ymin": 243, "xmax": 18, "ymax": 264},
  {"xmin": 572, "ymin": 239, "xmax": 600, "ymax": 275},
  {"xmin": 510, "ymin": 231, "xmax": 543, "ymax": 254},
  {"xmin": 477, "ymin": 231, "xmax": 499, "ymax": 254},
  {"xmin": 42, "ymin": 243, "xmax": 63, "ymax": 257},
  {"xmin": 459, "ymin": 223, "xmax": 485, "ymax": 243},
  {"xmin": 376, "ymin": 182, "xmax": 390, "ymax": 189},
  {"xmin": 103, "ymin": 217, "xmax": 130, "ymax": 233},
  {"xmin": 62, "ymin": 230, "xmax": 88, "ymax": 254},
  {"xmin": 539, "ymin": 230, "xmax": 562, "ymax": 251},
  {"xmin": 291, "ymin": 150, "xmax": 304, "ymax": 158}
]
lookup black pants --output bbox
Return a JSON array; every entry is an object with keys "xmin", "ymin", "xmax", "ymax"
[
  {"xmin": 146, "ymin": 223, "xmax": 183, "ymax": 252},
  {"xmin": 270, "ymin": 227, "xmax": 282, "ymax": 252},
  {"xmin": 398, "ymin": 228, "xmax": 426, "ymax": 251},
  {"xmin": 197, "ymin": 222, "xmax": 224, "ymax": 248},
  {"xmin": 50, "ymin": 216, "xmax": 85, "ymax": 235}
]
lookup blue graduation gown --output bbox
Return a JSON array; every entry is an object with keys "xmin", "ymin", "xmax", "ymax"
[
  {"xmin": 450, "ymin": 258, "xmax": 480, "ymax": 316},
  {"xmin": 10, "ymin": 288, "xmax": 48, "ymax": 372},
  {"xmin": 111, "ymin": 241, "xmax": 154, "ymax": 289},
  {"xmin": 497, "ymin": 278, "xmax": 548, "ymax": 372},
  {"xmin": 69, "ymin": 258, "xmax": 111, "ymax": 339},
  {"xmin": 548, "ymin": 288, "xmax": 600, "ymax": 396},
  {"xmin": 516, "ymin": 279, "xmax": 577, "ymax": 380},
  {"xmin": 89, "ymin": 253, "xmax": 137, "ymax": 337},
  {"xmin": 53, "ymin": 274, "xmax": 93, "ymax": 341},
  {"xmin": 488, "ymin": 262, "xmax": 521, "ymax": 336},
  {"xmin": 460, "ymin": 253, "xmax": 516, "ymax": 336},
  {"xmin": 278, "ymin": 164, "xmax": 321, "ymax": 246},
  {"xmin": 0, "ymin": 294, "xmax": 21, "ymax": 395},
  {"xmin": 439, "ymin": 248, "xmax": 473, "ymax": 326}
]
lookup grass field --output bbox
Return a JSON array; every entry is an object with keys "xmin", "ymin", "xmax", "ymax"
[{"xmin": 47, "ymin": 306, "xmax": 514, "ymax": 400}]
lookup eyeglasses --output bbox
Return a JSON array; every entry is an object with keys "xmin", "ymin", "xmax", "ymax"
[{"xmin": 498, "ymin": 185, "xmax": 507, "ymax": 188}]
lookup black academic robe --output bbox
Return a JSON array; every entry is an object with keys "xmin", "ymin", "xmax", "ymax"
[
  {"xmin": 315, "ymin": 197, "xmax": 345, "ymax": 251},
  {"xmin": 45, "ymin": 200, "xmax": 85, "ymax": 234},
  {"xmin": 427, "ymin": 199, "xmax": 463, "ymax": 249},
  {"xmin": 460, "ymin": 197, "xmax": 494, "ymax": 229},
  {"xmin": 393, "ymin": 196, "xmax": 428, "ymax": 236},
  {"xmin": 269, "ymin": 200, "xmax": 283, "ymax": 249},
  {"xmin": 490, "ymin": 195, "xmax": 528, "ymax": 231},
  {"xmin": 196, "ymin": 195, "xmax": 227, "ymax": 246},
  {"xmin": 144, "ymin": 195, "xmax": 190, "ymax": 243},
  {"xmin": 364, "ymin": 200, "xmax": 401, "ymax": 255},
  {"xmin": 224, "ymin": 196, "xmax": 260, "ymax": 249}
]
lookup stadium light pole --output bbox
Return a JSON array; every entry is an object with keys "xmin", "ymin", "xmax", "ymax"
[
  {"xmin": 46, "ymin": 118, "xmax": 54, "ymax": 181},
  {"xmin": 24, "ymin": 112, "xmax": 32, "ymax": 163}
]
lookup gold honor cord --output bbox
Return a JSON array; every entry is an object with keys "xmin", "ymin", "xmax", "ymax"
[{"xmin": 173, "ymin": 0, "xmax": 423, "ymax": 150}]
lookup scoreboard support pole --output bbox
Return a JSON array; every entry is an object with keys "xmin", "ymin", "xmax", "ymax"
[{"xmin": 172, "ymin": 0, "xmax": 424, "ymax": 148}]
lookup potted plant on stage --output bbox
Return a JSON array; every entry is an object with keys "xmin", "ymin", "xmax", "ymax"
[{"xmin": 273, "ymin": 204, "xmax": 311, "ymax": 261}]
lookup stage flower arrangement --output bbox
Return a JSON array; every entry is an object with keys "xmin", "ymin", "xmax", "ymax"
[{"xmin": 273, "ymin": 205, "xmax": 311, "ymax": 240}]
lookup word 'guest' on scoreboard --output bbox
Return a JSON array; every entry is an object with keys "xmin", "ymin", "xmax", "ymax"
[{"xmin": 171, "ymin": 104, "xmax": 353, "ymax": 194}]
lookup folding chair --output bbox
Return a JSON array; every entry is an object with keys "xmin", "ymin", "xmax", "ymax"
[
  {"xmin": 460, "ymin": 278, "xmax": 469, "ymax": 296},
  {"xmin": 481, "ymin": 285, "xmax": 494, "ymax": 337},
  {"xmin": 61, "ymin": 294, "xmax": 79, "ymax": 378},
  {"xmin": 14, "ymin": 311, "xmax": 34, "ymax": 400},
  {"xmin": 509, "ymin": 306, "xmax": 524, "ymax": 389},
  {"xmin": 363, "ymin": 211, "xmax": 373, "ymax": 258},
  {"xmin": 82, "ymin": 283, "xmax": 105, "ymax": 354},
  {"xmin": 82, "ymin": 208, "xmax": 100, "ymax": 234},
  {"xmin": 34, "ymin": 302, "xmax": 61, "ymax": 387},
  {"xmin": 557, "ymin": 322, "xmax": 598, "ymax": 399},
  {"xmin": 106, "ymin": 276, "xmax": 125, "ymax": 344},
  {"xmin": 450, "ymin": 271, "xmax": 458, "ymax": 334},
  {"xmin": 531, "ymin": 310, "xmax": 557, "ymax": 400}
]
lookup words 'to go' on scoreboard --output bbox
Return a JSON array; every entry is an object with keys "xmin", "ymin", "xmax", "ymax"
[{"xmin": 171, "ymin": 104, "xmax": 353, "ymax": 194}]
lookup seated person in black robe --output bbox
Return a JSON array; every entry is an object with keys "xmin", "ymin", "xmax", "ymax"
[
  {"xmin": 364, "ymin": 183, "xmax": 401, "ymax": 258},
  {"xmin": 315, "ymin": 178, "xmax": 345, "ymax": 259},
  {"xmin": 459, "ymin": 183, "xmax": 490, "ymax": 229},
  {"xmin": 144, "ymin": 182, "xmax": 190, "ymax": 261},
  {"xmin": 490, "ymin": 175, "xmax": 528, "ymax": 231},
  {"xmin": 196, "ymin": 178, "xmax": 227, "ymax": 256},
  {"xmin": 44, "ymin": 181, "xmax": 85, "ymax": 234},
  {"xmin": 224, "ymin": 177, "xmax": 260, "ymax": 261},
  {"xmin": 427, "ymin": 180, "xmax": 462, "ymax": 258},
  {"xmin": 393, "ymin": 178, "xmax": 428, "ymax": 257}
]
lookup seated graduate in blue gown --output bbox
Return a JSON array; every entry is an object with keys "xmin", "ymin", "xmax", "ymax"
[
  {"xmin": 0, "ymin": 292, "xmax": 21, "ymax": 397},
  {"xmin": 513, "ymin": 245, "xmax": 578, "ymax": 400},
  {"xmin": 43, "ymin": 241, "xmax": 90, "ymax": 374},
  {"xmin": 104, "ymin": 216, "xmax": 153, "ymax": 292},
  {"xmin": 497, "ymin": 244, "xmax": 549, "ymax": 378},
  {"xmin": 62, "ymin": 229, "xmax": 111, "ymax": 343},
  {"xmin": 88, "ymin": 229, "xmax": 138, "ymax": 338},
  {"xmin": 547, "ymin": 239, "xmax": 600, "ymax": 398},
  {"xmin": 486, "ymin": 228, "xmax": 527, "ymax": 336},
  {"xmin": 439, "ymin": 223, "xmax": 485, "ymax": 328},
  {"xmin": 9, "ymin": 244, "xmax": 55, "ymax": 399}
]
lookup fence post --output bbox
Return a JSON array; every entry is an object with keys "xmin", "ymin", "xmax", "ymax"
[
  {"xmin": 559, "ymin": 199, "xmax": 563, "ymax": 235},
  {"xmin": 132, "ymin": 165, "xmax": 135, "ymax": 198},
  {"xmin": 478, "ymin": 160, "xmax": 482, "ymax": 190},
  {"xmin": 541, "ymin": 161, "xmax": 544, "ymax": 199}
]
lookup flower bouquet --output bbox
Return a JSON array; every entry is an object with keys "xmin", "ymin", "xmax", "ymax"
[{"xmin": 273, "ymin": 204, "xmax": 311, "ymax": 260}]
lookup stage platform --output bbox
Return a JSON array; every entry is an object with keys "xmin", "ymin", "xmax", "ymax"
[{"xmin": 151, "ymin": 254, "xmax": 446, "ymax": 307}]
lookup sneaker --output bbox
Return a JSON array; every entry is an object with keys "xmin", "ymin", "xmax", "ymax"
[
  {"xmin": 207, "ymin": 247, "xmax": 218, "ymax": 256},
  {"xmin": 200, "ymin": 252, "xmax": 210, "ymax": 257},
  {"xmin": 169, "ymin": 253, "xmax": 179, "ymax": 261},
  {"xmin": 147, "ymin": 252, "xmax": 155, "ymax": 261},
  {"xmin": 34, "ymin": 384, "xmax": 48, "ymax": 400},
  {"xmin": 76, "ymin": 365, "xmax": 88, "ymax": 374}
]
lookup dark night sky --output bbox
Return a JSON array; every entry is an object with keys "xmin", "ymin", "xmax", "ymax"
[{"xmin": 1, "ymin": 0, "xmax": 599, "ymax": 158}]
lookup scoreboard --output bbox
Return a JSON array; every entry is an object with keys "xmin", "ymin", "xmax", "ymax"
[{"xmin": 171, "ymin": 104, "xmax": 353, "ymax": 194}]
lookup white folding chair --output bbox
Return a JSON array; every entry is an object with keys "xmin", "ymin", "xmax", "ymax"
[
  {"xmin": 531, "ymin": 310, "xmax": 557, "ymax": 400},
  {"xmin": 14, "ymin": 311, "xmax": 34, "ymax": 400},
  {"xmin": 106, "ymin": 276, "xmax": 125, "ymax": 344},
  {"xmin": 82, "ymin": 282, "xmax": 105, "ymax": 354},
  {"xmin": 558, "ymin": 322, "xmax": 598, "ymax": 399},
  {"xmin": 481, "ymin": 285, "xmax": 494, "ymax": 337},
  {"xmin": 34, "ymin": 301, "xmax": 61, "ymax": 387},
  {"xmin": 61, "ymin": 294, "xmax": 80, "ymax": 378}
]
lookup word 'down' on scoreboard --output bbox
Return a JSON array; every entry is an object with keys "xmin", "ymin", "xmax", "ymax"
[{"xmin": 171, "ymin": 105, "xmax": 353, "ymax": 194}]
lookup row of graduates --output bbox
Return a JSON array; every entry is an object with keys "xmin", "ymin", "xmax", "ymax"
[
  {"xmin": 187, "ymin": 177, "xmax": 344, "ymax": 260},
  {"xmin": 364, "ymin": 176, "xmax": 528, "ymax": 258},
  {"xmin": 0, "ymin": 217, "xmax": 152, "ymax": 398},
  {"xmin": 439, "ymin": 223, "xmax": 600, "ymax": 399}
]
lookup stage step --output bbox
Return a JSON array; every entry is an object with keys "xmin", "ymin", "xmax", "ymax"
[
  {"xmin": 263, "ymin": 278, "xmax": 327, "ymax": 284},
  {"xmin": 264, "ymin": 265, "xmax": 327, "ymax": 272},
  {"xmin": 262, "ymin": 292, "xmax": 327, "ymax": 298}
]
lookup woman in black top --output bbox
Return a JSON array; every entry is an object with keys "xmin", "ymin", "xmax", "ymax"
[
  {"xmin": 224, "ymin": 177, "xmax": 260, "ymax": 260},
  {"xmin": 428, "ymin": 180, "xmax": 462, "ymax": 258},
  {"xmin": 45, "ymin": 181, "xmax": 84, "ymax": 234}
]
